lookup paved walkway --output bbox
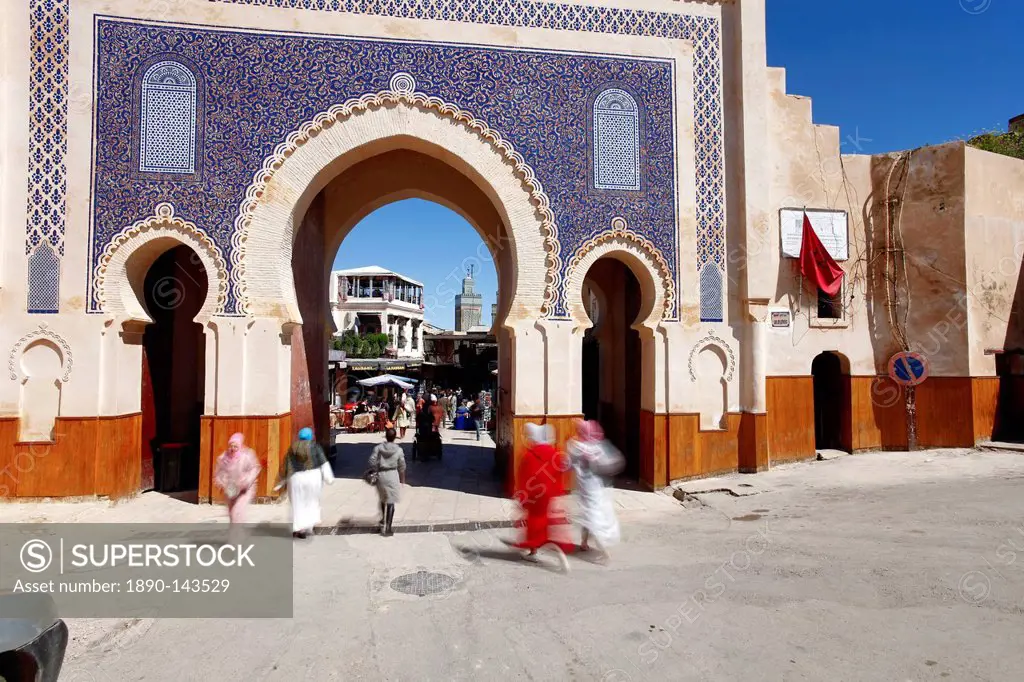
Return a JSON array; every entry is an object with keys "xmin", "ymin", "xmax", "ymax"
[
  {"xmin": 0, "ymin": 428, "xmax": 680, "ymax": 529},
  {"xmin": 59, "ymin": 447, "xmax": 1024, "ymax": 681}
]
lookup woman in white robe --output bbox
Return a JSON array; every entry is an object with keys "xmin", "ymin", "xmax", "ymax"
[
  {"xmin": 567, "ymin": 419, "xmax": 623, "ymax": 557},
  {"xmin": 274, "ymin": 427, "xmax": 335, "ymax": 538}
]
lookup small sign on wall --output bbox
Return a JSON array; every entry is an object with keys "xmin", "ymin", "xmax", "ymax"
[
  {"xmin": 770, "ymin": 310, "xmax": 791, "ymax": 328},
  {"xmin": 780, "ymin": 208, "xmax": 849, "ymax": 261},
  {"xmin": 768, "ymin": 309, "xmax": 792, "ymax": 332}
]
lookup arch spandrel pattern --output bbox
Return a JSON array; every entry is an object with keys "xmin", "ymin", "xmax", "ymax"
[
  {"xmin": 236, "ymin": 75, "xmax": 557, "ymax": 318},
  {"xmin": 95, "ymin": 203, "xmax": 228, "ymax": 322},
  {"xmin": 89, "ymin": 20, "xmax": 681, "ymax": 316}
]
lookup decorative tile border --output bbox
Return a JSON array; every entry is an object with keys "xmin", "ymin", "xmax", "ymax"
[{"xmin": 25, "ymin": 0, "xmax": 70, "ymax": 313}]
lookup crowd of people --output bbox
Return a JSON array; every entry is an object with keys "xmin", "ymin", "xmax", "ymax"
[
  {"xmin": 212, "ymin": 392, "xmax": 624, "ymax": 568},
  {"xmin": 348, "ymin": 386, "xmax": 492, "ymax": 441}
]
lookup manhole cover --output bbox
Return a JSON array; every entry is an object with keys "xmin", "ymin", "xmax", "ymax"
[{"xmin": 390, "ymin": 571, "xmax": 456, "ymax": 597}]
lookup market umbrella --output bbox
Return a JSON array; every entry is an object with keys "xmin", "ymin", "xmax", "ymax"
[{"xmin": 356, "ymin": 374, "xmax": 415, "ymax": 390}]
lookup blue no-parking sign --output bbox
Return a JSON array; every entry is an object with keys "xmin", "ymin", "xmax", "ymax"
[{"xmin": 888, "ymin": 352, "xmax": 929, "ymax": 387}]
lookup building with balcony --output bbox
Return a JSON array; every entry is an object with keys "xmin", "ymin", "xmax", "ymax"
[{"xmin": 329, "ymin": 266, "xmax": 425, "ymax": 359}]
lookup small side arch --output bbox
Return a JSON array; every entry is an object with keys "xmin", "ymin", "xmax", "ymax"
[
  {"xmin": 94, "ymin": 203, "xmax": 228, "ymax": 323},
  {"xmin": 564, "ymin": 219, "xmax": 673, "ymax": 331}
]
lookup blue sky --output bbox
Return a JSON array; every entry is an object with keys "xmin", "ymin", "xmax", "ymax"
[
  {"xmin": 334, "ymin": 0, "xmax": 1022, "ymax": 325},
  {"xmin": 332, "ymin": 200, "xmax": 497, "ymax": 328},
  {"xmin": 766, "ymin": 0, "xmax": 1021, "ymax": 153}
]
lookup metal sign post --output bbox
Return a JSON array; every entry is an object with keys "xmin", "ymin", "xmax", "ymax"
[{"xmin": 888, "ymin": 352, "xmax": 929, "ymax": 452}]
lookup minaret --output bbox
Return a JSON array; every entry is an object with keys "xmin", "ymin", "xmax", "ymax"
[{"xmin": 454, "ymin": 265, "xmax": 482, "ymax": 331}]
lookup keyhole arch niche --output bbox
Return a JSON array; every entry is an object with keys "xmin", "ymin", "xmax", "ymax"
[
  {"xmin": 694, "ymin": 342, "xmax": 728, "ymax": 430},
  {"xmin": 17, "ymin": 338, "xmax": 66, "ymax": 442}
]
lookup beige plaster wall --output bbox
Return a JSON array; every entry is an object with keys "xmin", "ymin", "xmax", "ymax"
[
  {"xmin": 964, "ymin": 147, "xmax": 1024, "ymax": 375},
  {"xmin": 761, "ymin": 64, "xmax": 976, "ymax": 378},
  {"xmin": 762, "ymin": 64, "xmax": 876, "ymax": 376},
  {"xmin": 872, "ymin": 144, "xmax": 970, "ymax": 377}
]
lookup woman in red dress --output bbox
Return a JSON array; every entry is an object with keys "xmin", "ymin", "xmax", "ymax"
[{"xmin": 505, "ymin": 423, "xmax": 574, "ymax": 570}]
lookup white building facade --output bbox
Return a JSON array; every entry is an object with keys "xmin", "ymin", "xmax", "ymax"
[{"xmin": 329, "ymin": 266, "xmax": 425, "ymax": 359}]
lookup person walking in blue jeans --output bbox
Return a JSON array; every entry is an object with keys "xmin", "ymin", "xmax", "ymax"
[{"xmin": 471, "ymin": 398, "xmax": 484, "ymax": 441}]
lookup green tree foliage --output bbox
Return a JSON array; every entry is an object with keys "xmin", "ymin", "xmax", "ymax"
[
  {"xmin": 967, "ymin": 130, "xmax": 1024, "ymax": 160},
  {"xmin": 332, "ymin": 331, "xmax": 391, "ymax": 358}
]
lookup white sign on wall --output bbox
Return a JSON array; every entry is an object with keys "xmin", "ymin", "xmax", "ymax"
[
  {"xmin": 780, "ymin": 208, "xmax": 848, "ymax": 261},
  {"xmin": 768, "ymin": 308, "xmax": 792, "ymax": 334},
  {"xmin": 770, "ymin": 310, "xmax": 791, "ymax": 328}
]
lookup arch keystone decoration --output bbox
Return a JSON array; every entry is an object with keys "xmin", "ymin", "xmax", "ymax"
[
  {"xmin": 564, "ymin": 217, "xmax": 675, "ymax": 325},
  {"xmin": 231, "ymin": 76, "xmax": 562, "ymax": 317},
  {"xmin": 8, "ymin": 323, "xmax": 73, "ymax": 383},
  {"xmin": 95, "ymin": 202, "xmax": 229, "ymax": 320}
]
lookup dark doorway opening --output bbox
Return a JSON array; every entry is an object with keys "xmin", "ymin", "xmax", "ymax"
[
  {"xmin": 581, "ymin": 258, "xmax": 643, "ymax": 482},
  {"xmin": 994, "ymin": 351, "xmax": 1024, "ymax": 443},
  {"xmin": 141, "ymin": 245, "xmax": 208, "ymax": 494},
  {"xmin": 811, "ymin": 351, "xmax": 849, "ymax": 451}
]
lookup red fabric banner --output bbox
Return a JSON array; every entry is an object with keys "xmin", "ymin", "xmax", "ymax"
[{"xmin": 799, "ymin": 212, "xmax": 844, "ymax": 296}]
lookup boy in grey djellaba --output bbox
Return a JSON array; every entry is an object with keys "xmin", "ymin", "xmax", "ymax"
[{"xmin": 369, "ymin": 428, "xmax": 407, "ymax": 536}]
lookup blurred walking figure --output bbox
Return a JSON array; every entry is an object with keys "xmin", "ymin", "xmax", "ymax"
[
  {"xmin": 567, "ymin": 419, "xmax": 624, "ymax": 562},
  {"xmin": 429, "ymin": 395, "xmax": 444, "ymax": 432},
  {"xmin": 503, "ymin": 423, "xmax": 574, "ymax": 571},
  {"xmin": 368, "ymin": 428, "xmax": 407, "ymax": 536},
  {"xmin": 445, "ymin": 390, "xmax": 457, "ymax": 426},
  {"xmin": 274, "ymin": 427, "xmax": 335, "ymax": 539},
  {"xmin": 393, "ymin": 393, "xmax": 411, "ymax": 439},
  {"xmin": 403, "ymin": 391, "xmax": 416, "ymax": 427},
  {"xmin": 214, "ymin": 433, "xmax": 261, "ymax": 533},
  {"xmin": 471, "ymin": 398, "xmax": 484, "ymax": 441}
]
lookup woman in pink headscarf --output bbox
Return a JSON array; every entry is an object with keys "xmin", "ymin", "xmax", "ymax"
[
  {"xmin": 567, "ymin": 419, "xmax": 623, "ymax": 559},
  {"xmin": 214, "ymin": 433, "xmax": 261, "ymax": 525}
]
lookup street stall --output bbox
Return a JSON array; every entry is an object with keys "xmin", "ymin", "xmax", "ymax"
[{"xmin": 343, "ymin": 374, "xmax": 419, "ymax": 432}]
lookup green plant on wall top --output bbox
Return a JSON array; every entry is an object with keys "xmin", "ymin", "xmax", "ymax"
[
  {"xmin": 332, "ymin": 331, "xmax": 391, "ymax": 358},
  {"xmin": 967, "ymin": 129, "xmax": 1024, "ymax": 160}
]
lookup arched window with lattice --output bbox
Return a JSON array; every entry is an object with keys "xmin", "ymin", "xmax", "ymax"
[
  {"xmin": 139, "ymin": 61, "xmax": 197, "ymax": 175},
  {"xmin": 593, "ymin": 88, "xmax": 641, "ymax": 192}
]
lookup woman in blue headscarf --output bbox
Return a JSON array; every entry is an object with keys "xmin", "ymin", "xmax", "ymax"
[{"xmin": 274, "ymin": 427, "xmax": 334, "ymax": 539}]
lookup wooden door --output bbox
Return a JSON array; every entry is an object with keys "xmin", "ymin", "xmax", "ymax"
[{"xmin": 140, "ymin": 346, "xmax": 156, "ymax": 491}]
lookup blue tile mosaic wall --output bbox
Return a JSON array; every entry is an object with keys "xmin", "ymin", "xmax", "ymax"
[
  {"xmin": 90, "ymin": 17, "xmax": 711, "ymax": 317},
  {"xmin": 210, "ymin": 0, "xmax": 727, "ymax": 320}
]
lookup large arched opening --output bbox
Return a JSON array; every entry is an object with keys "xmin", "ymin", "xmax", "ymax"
[
  {"xmin": 233, "ymin": 100, "xmax": 557, "ymax": 497},
  {"xmin": 235, "ymin": 99, "xmax": 557, "ymax": 503},
  {"xmin": 287, "ymin": 145, "xmax": 515, "ymax": 465}
]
